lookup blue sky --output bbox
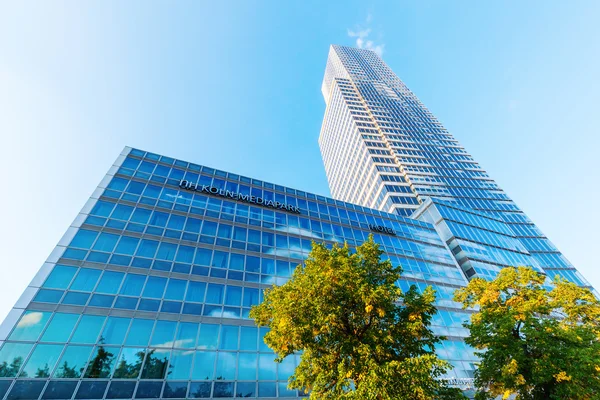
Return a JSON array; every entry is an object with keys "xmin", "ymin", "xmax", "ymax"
[{"xmin": 0, "ymin": 1, "xmax": 598, "ymax": 321}]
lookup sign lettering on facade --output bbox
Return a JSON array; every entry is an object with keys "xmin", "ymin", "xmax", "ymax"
[
  {"xmin": 179, "ymin": 180, "xmax": 301, "ymax": 214},
  {"xmin": 368, "ymin": 224, "xmax": 396, "ymax": 236}
]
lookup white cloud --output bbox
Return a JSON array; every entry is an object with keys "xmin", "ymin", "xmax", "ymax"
[
  {"xmin": 17, "ymin": 312, "xmax": 44, "ymax": 328},
  {"xmin": 347, "ymin": 20, "xmax": 385, "ymax": 56}
]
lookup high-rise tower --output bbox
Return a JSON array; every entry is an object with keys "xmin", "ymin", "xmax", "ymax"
[{"xmin": 320, "ymin": 45, "xmax": 591, "ymax": 286}]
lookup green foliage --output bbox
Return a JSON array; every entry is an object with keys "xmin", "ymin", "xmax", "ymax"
[
  {"xmin": 84, "ymin": 345, "xmax": 115, "ymax": 379},
  {"xmin": 0, "ymin": 357, "xmax": 23, "ymax": 377},
  {"xmin": 454, "ymin": 266, "xmax": 600, "ymax": 400},
  {"xmin": 251, "ymin": 235, "xmax": 464, "ymax": 399}
]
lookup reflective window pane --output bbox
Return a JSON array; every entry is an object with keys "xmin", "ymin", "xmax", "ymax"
[
  {"xmin": 197, "ymin": 324, "xmax": 218, "ymax": 350},
  {"xmin": 41, "ymin": 313, "xmax": 79, "ymax": 342},
  {"xmin": 214, "ymin": 352, "xmax": 236, "ymax": 380},
  {"xmin": 71, "ymin": 315, "xmax": 106, "ymax": 344},
  {"xmin": 125, "ymin": 319, "xmax": 154, "ymax": 346},
  {"xmin": 84, "ymin": 345, "xmax": 119, "ymax": 378},
  {"xmin": 101, "ymin": 317, "xmax": 131, "ymax": 345},
  {"xmin": 0, "ymin": 342, "xmax": 33, "ymax": 377},
  {"xmin": 74, "ymin": 381, "xmax": 108, "ymax": 399},
  {"xmin": 175, "ymin": 322, "xmax": 198, "ymax": 349},
  {"xmin": 42, "ymin": 266, "xmax": 77, "ymax": 290},
  {"xmin": 191, "ymin": 351, "xmax": 215, "ymax": 380},
  {"xmin": 113, "ymin": 348, "xmax": 145, "ymax": 379},
  {"xmin": 167, "ymin": 350, "xmax": 193, "ymax": 380},
  {"xmin": 237, "ymin": 353, "xmax": 256, "ymax": 380},
  {"xmin": 218, "ymin": 326, "xmax": 238, "ymax": 350},
  {"xmin": 42, "ymin": 381, "xmax": 78, "ymax": 400},
  {"xmin": 53, "ymin": 345, "xmax": 93, "ymax": 378},
  {"xmin": 141, "ymin": 349, "xmax": 170, "ymax": 379},
  {"xmin": 20, "ymin": 344, "xmax": 63, "ymax": 378},
  {"xmin": 150, "ymin": 321, "xmax": 177, "ymax": 347},
  {"xmin": 9, "ymin": 311, "xmax": 51, "ymax": 341}
]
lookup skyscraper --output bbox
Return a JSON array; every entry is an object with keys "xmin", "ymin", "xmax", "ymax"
[{"xmin": 320, "ymin": 45, "xmax": 592, "ymax": 287}]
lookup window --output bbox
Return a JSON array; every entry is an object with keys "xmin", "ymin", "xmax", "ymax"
[
  {"xmin": 20, "ymin": 344, "xmax": 63, "ymax": 378},
  {"xmin": 53, "ymin": 345, "xmax": 93, "ymax": 378},
  {"xmin": 70, "ymin": 269, "xmax": 101, "ymax": 292},
  {"xmin": 41, "ymin": 313, "xmax": 79, "ymax": 342},
  {"xmin": 42, "ymin": 266, "xmax": 77, "ymax": 290},
  {"xmin": 69, "ymin": 230, "xmax": 98, "ymax": 249},
  {"xmin": 9, "ymin": 311, "xmax": 51, "ymax": 341}
]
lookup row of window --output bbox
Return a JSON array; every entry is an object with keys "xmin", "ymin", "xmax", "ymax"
[
  {"xmin": 0, "ymin": 379, "xmax": 300, "ymax": 399},
  {"xmin": 7, "ymin": 312, "xmax": 269, "ymax": 351}
]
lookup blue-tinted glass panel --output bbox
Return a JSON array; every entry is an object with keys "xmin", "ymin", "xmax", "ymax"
[
  {"xmin": 42, "ymin": 266, "xmax": 77, "ymax": 290},
  {"xmin": 185, "ymin": 281, "xmax": 206, "ymax": 303},
  {"xmin": 115, "ymin": 236, "xmax": 140, "ymax": 255},
  {"xmin": 9, "ymin": 311, "xmax": 51, "ymax": 341},
  {"xmin": 150, "ymin": 321, "xmax": 177, "ymax": 347},
  {"xmin": 101, "ymin": 317, "xmax": 130, "ymax": 344},
  {"xmin": 113, "ymin": 347, "xmax": 145, "ymax": 379},
  {"xmin": 53, "ymin": 345, "xmax": 93, "ymax": 378},
  {"xmin": 106, "ymin": 381, "xmax": 136, "ymax": 399},
  {"xmin": 205, "ymin": 284, "xmax": 223, "ymax": 304},
  {"xmin": 188, "ymin": 382, "xmax": 211, "ymax": 398},
  {"xmin": 142, "ymin": 276, "xmax": 167, "ymax": 298},
  {"xmin": 92, "ymin": 233, "xmax": 119, "ymax": 252},
  {"xmin": 0, "ymin": 342, "xmax": 33, "ymax": 377},
  {"xmin": 62, "ymin": 292, "xmax": 90, "ymax": 306},
  {"xmin": 119, "ymin": 274, "xmax": 145, "ymax": 296},
  {"xmin": 236, "ymin": 382, "xmax": 256, "ymax": 398},
  {"xmin": 135, "ymin": 381, "xmax": 163, "ymax": 399},
  {"xmin": 41, "ymin": 313, "xmax": 79, "ymax": 342},
  {"xmin": 84, "ymin": 345, "xmax": 119, "ymax": 378},
  {"xmin": 164, "ymin": 279, "xmax": 186, "ymax": 301},
  {"xmin": 71, "ymin": 315, "xmax": 106, "ymax": 344},
  {"xmin": 163, "ymin": 382, "xmax": 187, "ymax": 399},
  {"xmin": 42, "ymin": 381, "xmax": 78, "ymax": 400},
  {"xmin": 224, "ymin": 286, "xmax": 242, "ymax": 307},
  {"xmin": 214, "ymin": 352, "xmax": 236, "ymax": 380},
  {"xmin": 70, "ymin": 268, "xmax": 102, "ymax": 291},
  {"xmin": 137, "ymin": 240, "xmax": 159, "ymax": 258},
  {"xmin": 197, "ymin": 324, "xmax": 218, "ymax": 350},
  {"xmin": 141, "ymin": 349, "xmax": 170, "ymax": 379},
  {"xmin": 20, "ymin": 343, "xmax": 63, "ymax": 378},
  {"xmin": 237, "ymin": 353, "xmax": 256, "ymax": 380},
  {"xmin": 167, "ymin": 350, "xmax": 193, "ymax": 380},
  {"xmin": 69, "ymin": 230, "xmax": 98, "ymax": 249},
  {"xmin": 175, "ymin": 322, "xmax": 198, "ymax": 349},
  {"xmin": 89, "ymin": 294, "xmax": 115, "ymax": 307},
  {"xmin": 219, "ymin": 326, "xmax": 238, "ymax": 350},
  {"xmin": 90, "ymin": 201, "xmax": 116, "ymax": 217},
  {"xmin": 33, "ymin": 289, "xmax": 63, "ymax": 304},
  {"xmin": 7, "ymin": 380, "xmax": 45, "ymax": 400},
  {"xmin": 75, "ymin": 381, "xmax": 108, "ymax": 399},
  {"xmin": 125, "ymin": 319, "xmax": 154, "ymax": 346},
  {"xmin": 96, "ymin": 271, "xmax": 124, "ymax": 294},
  {"xmin": 239, "ymin": 326, "xmax": 258, "ymax": 351},
  {"xmin": 190, "ymin": 351, "xmax": 215, "ymax": 380}
]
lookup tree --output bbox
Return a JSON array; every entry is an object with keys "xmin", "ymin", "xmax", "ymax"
[
  {"xmin": 84, "ymin": 344, "xmax": 115, "ymax": 378},
  {"xmin": 454, "ymin": 266, "xmax": 600, "ymax": 400},
  {"xmin": 0, "ymin": 357, "xmax": 24, "ymax": 377},
  {"xmin": 250, "ymin": 236, "xmax": 464, "ymax": 400}
]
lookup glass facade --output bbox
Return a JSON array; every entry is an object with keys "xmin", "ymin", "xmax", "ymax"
[{"xmin": 0, "ymin": 147, "xmax": 476, "ymax": 399}]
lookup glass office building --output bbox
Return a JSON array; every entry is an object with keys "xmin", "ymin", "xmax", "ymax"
[
  {"xmin": 319, "ymin": 45, "xmax": 592, "ymax": 287},
  {"xmin": 0, "ymin": 147, "xmax": 476, "ymax": 400}
]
